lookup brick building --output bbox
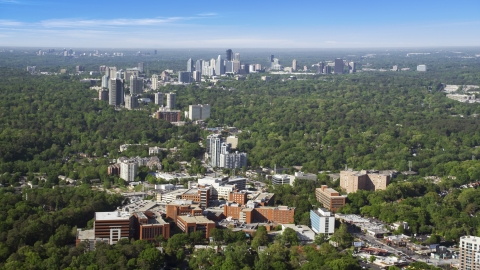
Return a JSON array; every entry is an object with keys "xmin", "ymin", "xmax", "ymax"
[
  {"xmin": 166, "ymin": 202, "xmax": 203, "ymax": 222},
  {"xmin": 94, "ymin": 211, "xmax": 134, "ymax": 245},
  {"xmin": 315, "ymin": 185, "xmax": 346, "ymax": 212},
  {"xmin": 223, "ymin": 203, "xmax": 295, "ymax": 224},
  {"xmin": 133, "ymin": 211, "xmax": 170, "ymax": 241},
  {"xmin": 229, "ymin": 191, "xmax": 248, "ymax": 205},
  {"xmin": 154, "ymin": 108, "xmax": 181, "ymax": 122},
  {"xmin": 176, "ymin": 215, "xmax": 215, "ymax": 238}
]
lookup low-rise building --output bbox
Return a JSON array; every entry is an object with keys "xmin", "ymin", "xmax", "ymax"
[
  {"xmin": 340, "ymin": 169, "xmax": 390, "ymax": 193},
  {"xmin": 281, "ymin": 224, "xmax": 315, "ymax": 244},
  {"xmin": 94, "ymin": 211, "xmax": 133, "ymax": 245},
  {"xmin": 176, "ymin": 215, "xmax": 215, "ymax": 238},
  {"xmin": 166, "ymin": 200, "xmax": 203, "ymax": 222},
  {"xmin": 272, "ymin": 174, "xmax": 293, "ymax": 185},
  {"xmin": 133, "ymin": 211, "xmax": 170, "ymax": 241}
]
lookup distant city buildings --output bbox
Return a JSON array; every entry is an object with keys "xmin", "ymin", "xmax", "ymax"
[
  {"xmin": 188, "ymin": 104, "xmax": 210, "ymax": 120},
  {"xmin": 207, "ymin": 134, "xmax": 247, "ymax": 169},
  {"xmin": 340, "ymin": 169, "xmax": 390, "ymax": 193},
  {"xmin": 334, "ymin": 58, "xmax": 344, "ymax": 74},
  {"xmin": 417, "ymin": 64, "xmax": 427, "ymax": 72},
  {"xmin": 151, "ymin": 74, "xmax": 159, "ymax": 90},
  {"xmin": 154, "ymin": 107, "xmax": 181, "ymax": 123},
  {"xmin": 292, "ymin": 59, "xmax": 297, "ymax": 71},
  {"xmin": 178, "ymin": 71, "xmax": 192, "ymax": 83},
  {"xmin": 124, "ymin": 94, "xmax": 138, "ymax": 110},
  {"xmin": 129, "ymin": 76, "xmax": 143, "ymax": 95}
]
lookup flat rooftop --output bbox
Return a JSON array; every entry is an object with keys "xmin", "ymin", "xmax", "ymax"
[
  {"xmin": 178, "ymin": 215, "xmax": 214, "ymax": 224},
  {"xmin": 77, "ymin": 229, "xmax": 95, "ymax": 240},
  {"xmin": 95, "ymin": 211, "xmax": 131, "ymax": 221}
]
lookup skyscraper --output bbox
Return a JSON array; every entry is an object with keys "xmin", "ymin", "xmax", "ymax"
[
  {"xmin": 101, "ymin": 75, "xmax": 110, "ymax": 88},
  {"xmin": 208, "ymin": 134, "xmax": 222, "ymax": 167},
  {"xmin": 269, "ymin": 55, "xmax": 274, "ymax": 63},
  {"xmin": 166, "ymin": 92, "xmax": 176, "ymax": 109},
  {"xmin": 317, "ymin": 62, "xmax": 325, "ymax": 74},
  {"xmin": 154, "ymin": 92, "xmax": 163, "ymax": 105},
  {"xmin": 292, "ymin": 59, "xmax": 297, "ymax": 71},
  {"xmin": 138, "ymin": 62, "xmax": 144, "ymax": 73},
  {"xmin": 215, "ymin": 55, "xmax": 224, "ymax": 75},
  {"xmin": 226, "ymin": 49, "xmax": 233, "ymax": 61},
  {"xmin": 187, "ymin": 58, "xmax": 194, "ymax": 72},
  {"xmin": 130, "ymin": 76, "xmax": 143, "ymax": 95},
  {"xmin": 195, "ymin": 59, "xmax": 203, "ymax": 73},
  {"xmin": 125, "ymin": 94, "xmax": 138, "ymax": 110},
  {"xmin": 109, "ymin": 78, "xmax": 124, "ymax": 106},
  {"xmin": 151, "ymin": 74, "xmax": 159, "ymax": 90},
  {"xmin": 334, "ymin": 58, "xmax": 344, "ymax": 74},
  {"xmin": 234, "ymin": 53, "xmax": 240, "ymax": 62}
]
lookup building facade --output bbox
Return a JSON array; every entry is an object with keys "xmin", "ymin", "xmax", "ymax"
[
  {"xmin": 310, "ymin": 208, "xmax": 335, "ymax": 234},
  {"xmin": 154, "ymin": 92, "xmax": 163, "ymax": 105},
  {"xmin": 188, "ymin": 104, "xmax": 210, "ymax": 120},
  {"xmin": 460, "ymin": 235, "xmax": 480, "ymax": 270},
  {"xmin": 315, "ymin": 185, "xmax": 346, "ymax": 212},
  {"xmin": 334, "ymin": 58, "xmax": 344, "ymax": 74},
  {"xmin": 120, "ymin": 162, "xmax": 137, "ymax": 182},
  {"xmin": 166, "ymin": 92, "xmax": 176, "ymax": 109},
  {"xmin": 130, "ymin": 76, "xmax": 143, "ymax": 95},
  {"xmin": 94, "ymin": 211, "xmax": 133, "ymax": 245}
]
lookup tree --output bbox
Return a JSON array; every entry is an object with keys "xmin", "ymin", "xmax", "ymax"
[
  {"xmin": 165, "ymin": 233, "xmax": 189, "ymax": 257},
  {"xmin": 251, "ymin": 226, "xmax": 268, "ymax": 250},
  {"xmin": 314, "ymin": 233, "xmax": 329, "ymax": 245},
  {"xmin": 281, "ymin": 227, "xmax": 299, "ymax": 246},
  {"xmin": 331, "ymin": 223, "xmax": 353, "ymax": 249},
  {"xmin": 369, "ymin": 255, "xmax": 376, "ymax": 263}
]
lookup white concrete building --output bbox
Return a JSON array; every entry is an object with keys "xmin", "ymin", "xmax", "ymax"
[
  {"xmin": 120, "ymin": 162, "xmax": 137, "ymax": 182},
  {"xmin": 310, "ymin": 208, "xmax": 335, "ymax": 234}
]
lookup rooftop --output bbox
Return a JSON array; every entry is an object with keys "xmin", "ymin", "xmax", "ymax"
[
  {"xmin": 178, "ymin": 215, "xmax": 215, "ymax": 224},
  {"xmin": 95, "ymin": 211, "xmax": 131, "ymax": 221}
]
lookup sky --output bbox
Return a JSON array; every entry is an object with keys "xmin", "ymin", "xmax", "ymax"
[{"xmin": 0, "ymin": 0, "xmax": 479, "ymax": 48}]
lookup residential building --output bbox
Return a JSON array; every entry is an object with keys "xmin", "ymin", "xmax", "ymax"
[
  {"xmin": 340, "ymin": 170, "xmax": 390, "ymax": 193},
  {"xmin": 133, "ymin": 211, "xmax": 170, "ymax": 241},
  {"xmin": 178, "ymin": 71, "xmax": 191, "ymax": 83},
  {"xmin": 101, "ymin": 75, "xmax": 109, "ymax": 88},
  {"xmin": 107, "ymin": 164, "xmax": 120, "ymax": 176},
  {"xmin": 94, "ymin": 211, "xmax": 133, "ymax": 245},
  {"xmin": 154, "ymin": 92, "xmax": 163, "ymax": 105},
  {"xmin": 188, "ymin": 104, "xmax": 210, "ymax": 120},
  {"xmin": 219, "ymin": 151, "xmax": 247, "ymax": 169},
  {"xmin": 315, "ymin": 185, "xmax": 346, "ymax": 212},
  {"xmin": 151, "ymin": 74, "xmax": 159, "ymax": 90},
  {"xmin": 120, "ymin": 162, "xmax": 137, "ymax": 182},
  {"xmin": 292, "ymin": 59, "xmax": 297, "ymax": 71},
  {"xmin": 208, "ymin": 134, "xmax": 222, "ymax": 167},
  {"xmin": 310, "ymin": 208, "xmax": 335, "ymax": 234},
  {"xmin": 417, "ymin": 64, "xmax": 427, "ymax": 72},
  {"xmin": 334, "ymin": 58, "xmax": 344, "ymax": 74},
  {"xmin": 176, "ymin": 215, "xmax": 215, "ymax": 238},
  {"xmin": 166, "ymin": 92, "xmax": 176, "ymax": 109},
  {"xmin": 109, "ymin": 78, "xmax": 123, "ymax": 106},
  {"xmin": 195, "ymin": 59, "xmax": 203, "ymax": 73},
  {"xmin": 154, "ymin": 107, "xmax": 181, "ymax": 122},
  {"xmin": 124, "ymin": 94, "xmax": 138, "ymax": 110},
  {"xmin": 192, "ymin": 71, "xmax": 201, "ymax": 82},
  {"xmin": 459, "ymin": 235, "xmax": 480, "ymax": 270}
]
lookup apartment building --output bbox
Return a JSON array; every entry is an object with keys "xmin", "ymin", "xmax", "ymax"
[
  {"xmin": 340, "ymin": 170, "xmax": 390, "ymax": 193},
  {"xmin": 460, "ymin": 235, "xmax": 480, "ymax": 270},
  {"xmin": 310, "ymin": 208, "xmax": 335, "ymax": 234}
]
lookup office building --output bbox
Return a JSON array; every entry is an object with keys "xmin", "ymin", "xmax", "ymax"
[
  {"xmin": 271, "ymin": 58, "xmax": 282, "ymax": 70},
  {"xmin": 106, "ymin": 66, "xmax": 117, "ymax": 78},
  {"xmin": 188, "ymin": 104, "xmax": 210, "ymax": 120},
  {"xmin": 229, "ymin": 191, "xmax": 248, "ymax": 205},
  {"xmin": 195, "ymin": 59, "xmax": 203, "ymax": 73},
  {"xmin": 417, "ymin": 64, "xmax": 427, "ymax": 72},
  {"xmin": 269, "ymin": 55, "xmax": 274, "ymax": 63},
  {"xmin": 315, "ymin": 185, "xmax": 346, "ymax": 212},
  {"xmin": 324, "ymin": 65, "xmax": 331, "ymax": 74},
  {"xmin": 219, "ymin": 151, "xmax": 247, "ymax": 169},
  {"xmin": 133, "ymin": 212, "xmax": 170, "ymax": 241},
  {"xmin": 120, "ymin": 162, "xmax": 137, "ymax": 182},
  {"xmin": 151, "ymin": 74, "xmax": 159, "ymax": 90},
  {"xmin": 124, "ymin": 68, "xmax": 140, "ymax": 80},
  {"xmin": 310, "ymin": 208, "xmax": 335, "ymax": 234},
  {"xmin": 94, "ymin": 211, "xmax": 133, "ymax": 245},
  {"xmin": 234, "ymin": 53, "xmax": 240, "ymax": 62},
  {"xmin": 154, "ymin": 92, "xmax": 163, "ymax": 105},
  {"xmin": 292, "ymin": 59, "xmax": 297, "ymax": 71},
  {"xmin": 272, "ymin": 174, "xmax": 292, "ymax": 185},
  {"xmin": 226, "ymin": 49, "xmax": 233, "ymax": 61},
  {"xmin": 125, "ymin": 94, "xmax": 138, "ymax": 110},
  {"xmin": 178, "ymin": 71, "xmax": 192, "ymax": 83},
  {"xmin": 177, "ymin": 215, "xmax": 215, "ymax": 238},
  {"xmin": 187, "ymin": 58, "xmax": 194, "ymax": 72},
  {"xmin": 130, "ymin": 76, "xmax": 143, "ymax": 95},
  {"xmin": 166, "ymin": 201, "xmax": 203, "ymax": 222},
  {"xmin": 225, "ymin": 61, "xmax": 234, "ymax": 74},
  {"xmin": 166, "ymin": 92, "xmax": 176, "ymax": 109},
  {"xmin": 99, "ymin": 89, "xmax": 109, "ymax": 101},
  {"xmin": 192, "ymin": 71, "xmax": 201, "ymax": 82},
  {"xmin": 138, "ymin": 62, "xmax": 144, "ymax": 73},
  {"xmin": 109, "ymin": 78, "xmax": 124, "ymax": 106},
  {"xmin": 215, "ymin": 55, "xmax": 225, "ymax": 75},
  {"xmin": 459, "ymin": 236, "xmax": 480, "ymax": 270},
  {"xmin": 334, "ymin": 58, "xmax": 344, "ymax": 74},
  {"xmin": 154, "ymin": 107, "xmax": 181, "ymax": 123},
  {"xmin": 181, "ymin": 188, "xmax": 211, "ymax": 207},
  {"xmin": 349, "ymin": 62, "xmax": 356, "ymax": 73},
  {"xmin": 340, "ymin": 170, "xmax": 390, "ymax": 193}
]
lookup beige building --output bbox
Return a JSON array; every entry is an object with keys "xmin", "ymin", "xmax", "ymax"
[
  {"xmin": 340, "ymin": 170, "xmax": 390, "ymax": 193},
  {"xmin": 459, "ymin": 235, "xmax": 480, "ymax": 270},
  {"xmin": 315, "ymin": 185, "xmax": 346, "ymax": 212}
]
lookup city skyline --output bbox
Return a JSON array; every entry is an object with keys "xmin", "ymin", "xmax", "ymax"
[{"xmin": 0, "ymin": 0, "xmax": 479, "ymax": 48}]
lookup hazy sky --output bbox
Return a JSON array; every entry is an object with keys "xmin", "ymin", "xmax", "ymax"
[{"xmin": 0, "ymin": 0, "xmax": 479, "ymax": 48}]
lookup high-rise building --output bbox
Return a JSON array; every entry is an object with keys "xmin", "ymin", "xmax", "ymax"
[
  {"xmin": 154, "ymin": 92, "xmax": 163, "ymax": 105},
  {"xmin": 317, "ymin": 62, "xmax": 325, "ymax": 74},
  {"xmin": 226, "ymin": 49, "xmax": 233, "ymax": 61},
  {"xmin": 234, "ymin": 53, "xmax": 240, "ymax": 62},
  {"xmin": 349, "ymin": 62, "xmax": 356, "ymax": 73},
  {"xmin": 109, "ymin": 79, "xmax": 124, "ymax": 106},
  {"xmin": 417, "ymin": 64, "xmax": 427, "ymax": 72},
  {"xmin": 151, "ymin": 74, "xmax": 159, "ymax": 90},
  {"xmin": 101, "ymin": 75, "xmax": 110, "ymax": 88},
  {"xmin": 225, "ymin": 61, "xmax": 234, "ymax": 74},
  {"xmin": 208, "ymin": 134, "xmax": 222, "ymax": 167},
  {"xmin": 120, "ymin": 162, "xmax": 137, "ymax": 182},
  {"xmin": 269, "ymin": 55, "xmax": 274, "ymax": 63},
  {"xmin": 106, "ymin": 66, "xmax": 117, "ymax": 78},
  {"xmin": 292, "ymin": 59, "xmax": 297, "ymax": 71},
  {"xmin": 459, "ymin": 236, "xmax": 480, "ymax": 270},
  {"xmin": 187, "ymin": 58, "xmax": 194, "ymax": 72},
  {"xmin": 138, "ymin": 62, "xmax": 144, "ymax": 73},
  {"xmin": 178, "ymin": 71, "xmax": 192, "ymax": 83},
  {"xmin": 310, "ymin": 208, "xmax": 335, "ymax": 234},
  {"xmin": 130, "ymin": 76, "xmax": 143, "ymax": 95},
  {"xmin": 334, "ymin": 58, "xmax": 344, "ymax": 74},
  {"xmin": 192, "ymin": 71, "xmax": 201, "ymax": 82},
  {"xmin": 219, "ymin": 151, "xmax": 247, "ymax": 169},
  {"xmin": 125, "ymin": 94, "xmax": 138, "ymax": 110},
  {"xmin": 324, "ymin": 65, "xmax": 331, "ymax": 74},
  {"xmin": 99, "ymin": 89, "xmax": 109, "ymax": 101},
  {"xmin": 166, "ymin": 92, "xmax": 176, "ymax": 109},
  {"xmin": 195, "ymin": 59, "xmax": 203, "ymax": 73},
  {"xmin": 215, "ymin": 55, "xmax": 225, "ymax": 75},
  {"xmin": 340, "ymin": 170, "xmax": 390, "ymax": 193}
]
